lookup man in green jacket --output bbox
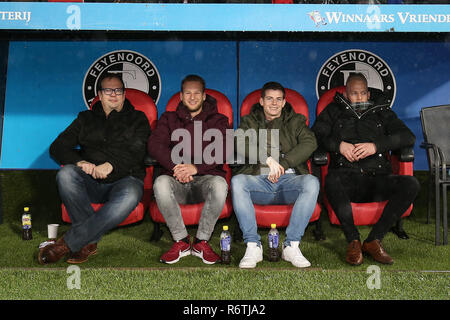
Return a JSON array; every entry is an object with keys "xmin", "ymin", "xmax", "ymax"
[{"xmin": 231, "ymin": 82, "xmax": 319, "ymax": 269}]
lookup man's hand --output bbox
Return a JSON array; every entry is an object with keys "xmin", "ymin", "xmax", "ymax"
[
  {"xmin": 353, "ymin": 143, "xmax": 377, "ymax": 160},
  {"xmin": 173, "ymin": 164, "xmax": 197, "ymax": 183},
  {"xmin": 339, "ymin": 141, "xmax": 357, "ymax": 162},
  {"xmin": 92, "ymin": 162, "xmax": 113, "ymax": 179},
  {"xmin": 266, "ymin": 156, "xmax": 285, "ymax": 183},
  {"xmin": 76, "ymin": 160, "xmax": 96, "ymax": 176}
]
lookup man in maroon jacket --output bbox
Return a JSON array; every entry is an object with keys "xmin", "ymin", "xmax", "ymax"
[{"xmin": 148, "ymin": 75, "xmax": 230, "ymax": 264}]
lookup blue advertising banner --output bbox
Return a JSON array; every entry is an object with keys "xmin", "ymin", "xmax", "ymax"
[{"xmin": 0, "ymin": 3, "xmax": 448, "ymax": 32}]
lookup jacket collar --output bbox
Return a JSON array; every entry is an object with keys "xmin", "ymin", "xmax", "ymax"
[
  {"xmin": 334, "ymin": 88, "xmax": 390, "ymax": 119},
  {"xmin": 91, "ymin": 98, "xmax": 134, "ymax": 117}
]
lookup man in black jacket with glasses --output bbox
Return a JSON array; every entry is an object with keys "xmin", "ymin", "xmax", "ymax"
[{"xmin": 39, "ymin": 73, "xmax": 151, "ymax": 265}]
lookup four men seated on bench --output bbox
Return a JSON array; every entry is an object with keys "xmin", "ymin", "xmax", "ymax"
[{"xmin": 40, "ymin": 73, "xmax": 419, "ymax": 267}]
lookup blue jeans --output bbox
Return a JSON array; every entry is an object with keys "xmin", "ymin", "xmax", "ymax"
[
  {"xmin": 231, "ymin": 173, "xmax": 320, "ymax": 246},
  {"xmin": 56, "ymin": 164, "xmax": 143, "ymax": 252}
]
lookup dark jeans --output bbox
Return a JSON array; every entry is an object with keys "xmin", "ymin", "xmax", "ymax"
[
  {"xmin": 56, "ymin": 165, "xmax": 143, "ymax": 252},
  {"xmin": 325, "ymin": 171, "xmax": 420, "ymax": 243}
]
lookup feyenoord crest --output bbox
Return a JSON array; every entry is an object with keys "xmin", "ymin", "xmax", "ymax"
[
  {"xmin": 316, "ymin": 49, "xmax": 396, "ymax": 107},
  {"xmin": 83, "ymin": 50, "xmax": 161, "ymax": 108}
]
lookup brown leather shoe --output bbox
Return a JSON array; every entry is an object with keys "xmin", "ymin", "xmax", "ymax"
[
  {"xmin": 346, "ymin": 240, "xmax": 363, "ymax": 266},
  {"xmin": 38, "ymin": 237, "xmax": 70, "ymax": 265},
  {"xmin": 362, "ymin": 239, "xmax": 394, "ymax": 265},
  {"xmin": 67, "ymin": 243, "xmax": 98, "ymax": 264}
]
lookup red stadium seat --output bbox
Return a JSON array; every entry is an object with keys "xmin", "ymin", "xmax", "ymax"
[
  {"xmin": 61, "ymin": 88, "xmax": 157, "ymax": 227},
  {"xmin": 149, "ymin": 89, "xmax": 233, "ymax": 240},
  {"xmin": 239, "ymin": 88, "xmax": 322, "ymax": 230},
  {"xmin": 315, "ymin": 86, "xmax": 413, "ymax": 226}
]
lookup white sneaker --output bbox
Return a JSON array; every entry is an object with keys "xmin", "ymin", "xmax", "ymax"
[
  {"xmin": 282, "ymin": 241, "xmax": 311, "ymax": 268},
  {"xmin": 239, "ymin": 242, "xmax": 263, "ymax": 269}
]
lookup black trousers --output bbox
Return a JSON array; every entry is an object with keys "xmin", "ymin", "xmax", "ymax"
[{"xmin": 325, "ymin": 171, "xmax": 420, "ymax": 243}]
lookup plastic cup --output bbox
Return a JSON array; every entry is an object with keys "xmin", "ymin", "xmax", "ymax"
[{"xmin": 47, "ymin": 224, "xmax": 59, "ymax": 240}]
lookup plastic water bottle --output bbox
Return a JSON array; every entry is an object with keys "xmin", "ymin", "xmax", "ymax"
[
  {"xmin": 268, "ymin": 223, "xmax": 279, "ymax": 262},
  {"xmin": 22, "ymin": 207, "xmax": 32, "ymax": 240},
  {"xmin": 220, "ymin": 225, "xmax": 231, "ymax": 264}
]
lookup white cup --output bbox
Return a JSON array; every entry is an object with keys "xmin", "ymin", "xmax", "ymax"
[{"xmin": 47, "ymin": 224, "xmax": 59, "ymax": 240}]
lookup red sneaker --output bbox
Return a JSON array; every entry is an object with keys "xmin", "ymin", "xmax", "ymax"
[
  {"xmin": 191, "ymin": 240, "xmax": 221, "ymax": 265},
  {"xmin": 160, "ymin": 236, "xmax": 191, "ymax": 264}
]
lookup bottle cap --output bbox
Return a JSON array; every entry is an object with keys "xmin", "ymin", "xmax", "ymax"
[
  {"xmin": 271, "ymin": 223, "xmax": 276, "ymax": 229},
  {"xmin": 223, "ymin": 225, "xmax": 229, "ymax": 231},
  {"xmin": 24, "ymin": 207, "xmax": 29, "ymax": 212}
]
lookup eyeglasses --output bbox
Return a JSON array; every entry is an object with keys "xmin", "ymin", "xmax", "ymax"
[{"xmin": 101, "ymin": 88, "xmax": 124, "ymax": 96}]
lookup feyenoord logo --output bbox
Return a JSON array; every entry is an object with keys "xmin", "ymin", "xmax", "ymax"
[
  {"xmin": 316, "ymin": 49, "xmax": 396, "ymax": 107},
  {"xmin": 83, "ymin": 50, "xmax": 161, "ymax": 108}
]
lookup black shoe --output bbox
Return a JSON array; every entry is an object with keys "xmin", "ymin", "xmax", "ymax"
[
  {"xmin": 390, "ymin": 226, "xmax": 409, "ymax": 240},
  {"xmin": 313, "ymin": 228, "xmax": 326, "ymax": 241}
]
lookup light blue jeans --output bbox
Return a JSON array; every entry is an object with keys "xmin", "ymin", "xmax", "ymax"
[
  {"xmin": 56, "ymin": 164, "xmax": 143, "ymax": 252},
  {"xmin": 231, "ymin": 173, "xmax": 320, "ymax": 246},
  {"xmin": 153, "ymin": 174, "xmax": 228, "ymax": 242}
]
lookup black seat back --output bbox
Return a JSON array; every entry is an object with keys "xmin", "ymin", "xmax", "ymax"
[{"xmin": 420, "ymin": 104, "xmax": 450, "ymax": 170}]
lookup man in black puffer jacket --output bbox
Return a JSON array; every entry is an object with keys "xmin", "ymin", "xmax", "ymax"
[
  {"xmin": 39, "ymin": 74, "xmax": 151, "ymax": 265},
  {"xmin": 312, "ymin": 73, "xmax": 419, "ymax": 266}
]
